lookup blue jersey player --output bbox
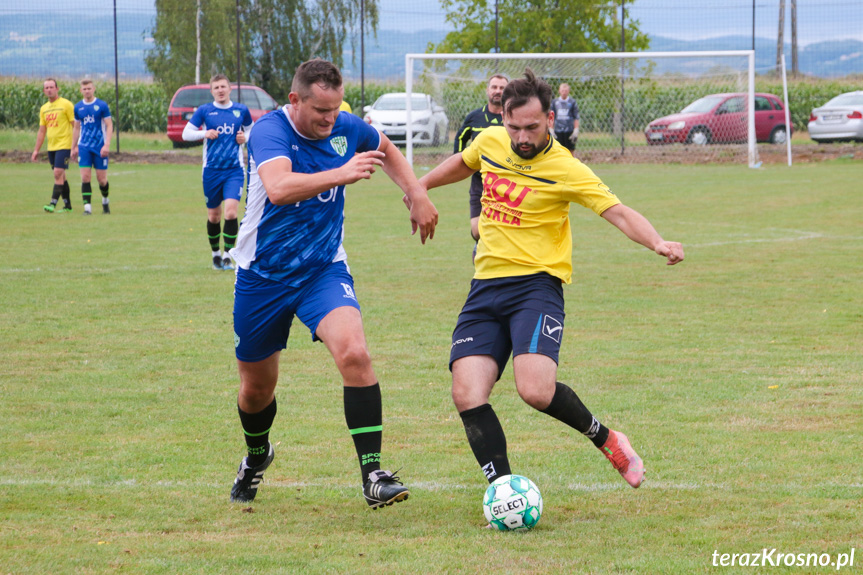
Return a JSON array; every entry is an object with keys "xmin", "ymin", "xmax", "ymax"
[
  {"xmin": 183, "ymin": 74, "xmax": 253, "ymax": 270},
  {"xmin": 227, "ymin": 59, "xmax": 438, "ymax": 509},
  {"xmin": 72, "ymin": 79, "xmax": 114, "ymax": 215}
]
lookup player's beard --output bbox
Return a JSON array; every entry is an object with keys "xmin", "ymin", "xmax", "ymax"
[{"xmin": 511, "ymin": 129, "xmax": 549, "ymax": 159}]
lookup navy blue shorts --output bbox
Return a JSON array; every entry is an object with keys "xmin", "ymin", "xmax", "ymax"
[
  {"xmin": 78, "ymin": 146, "xmax": 109, "ymax": 170},
  {"xmin": 449, "ymin": 272, "xmax": 566, "ymax": 380},
  {"xmin": 233, "ymin": 260, "xmax": 361, "ymax": 362},
  {"xmin": 202, "ymin": 166, "xmax": 244, "ymax": 209},
  {"xmin": 48, "ymin": 149, "xmax": 70, "ymax": 170}
]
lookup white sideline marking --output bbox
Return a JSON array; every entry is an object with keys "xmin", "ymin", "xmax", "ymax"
[{"xmin": 0, "ymin": 477, "xmax": 725, "ymax": 492}]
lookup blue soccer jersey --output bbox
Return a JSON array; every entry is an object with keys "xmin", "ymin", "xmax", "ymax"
[
  {"xmin": 231, "ymin": 107, "xmax": 381, "ymax": 287},
  {"xmin": 74, "ymin": 98, "xmax": 112, "ymax": 150},
  {"xmin": 188, "ymin": 102, "xmax": 253, "ymax": 170}
]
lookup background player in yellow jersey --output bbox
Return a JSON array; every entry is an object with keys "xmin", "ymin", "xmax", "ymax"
[
  {"xmin": 416, "ymin": 69, "xmax": 684, "ymax": 490},
  {"xmin": 32, "ymin": 78, "xmax": 75, "ymax": 213}
]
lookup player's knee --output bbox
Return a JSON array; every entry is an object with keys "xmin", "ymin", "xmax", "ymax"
[
  {"xmin": 516, "ymin": 384, "xmax": 553, "ymax": 411},
  {"xmin": 238, "ymin": 379, "xmax": 276, "ymax": 410},
  {"xmin": 332, "ymin": 340, "xmax": 372, "ymax": 373}
]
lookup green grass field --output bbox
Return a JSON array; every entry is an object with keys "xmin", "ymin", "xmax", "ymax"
[{"xmin": 1, "ymin": 158, "xmax": 861, "ymax": 574}]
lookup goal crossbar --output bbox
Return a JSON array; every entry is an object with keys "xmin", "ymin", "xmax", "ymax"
[{"xmin": 405, "ymin": 50, "xmax": 759, "ymax": 167}]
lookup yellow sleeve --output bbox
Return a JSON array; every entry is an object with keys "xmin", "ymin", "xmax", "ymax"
[
  {"xmin": 460, "ymin": 129, "xmax": 484, "ymax": 171},
  {"xmin": 64, "ymin": 100, "xmax": 75, "ymax": 123},
  {"xmin": 562, "ymin": 161, "xmax": 620, "ymax": 216}
]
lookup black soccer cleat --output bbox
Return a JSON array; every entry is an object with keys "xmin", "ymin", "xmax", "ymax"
[
  {"xmin": 230, "ymin": 443, "xmax": 274, "ymax": 503},
  {"xmin": 102, "ymin": 202, "xmax": 110, "ymax": 214},
  {"xmin": 363, "ymin": 469, "xmax": 410, "ymax": 509},
  {"xmin": 213, "ymin": 255, "xmax": 223, "ymax": 270}
]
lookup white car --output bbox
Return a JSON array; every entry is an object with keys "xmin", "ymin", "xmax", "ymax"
[
  {"xmin": 363, "ymin": 93, "xmax": 448, "ymax": 146},
  {"xmin": 807, "ymin": 91, "xmax": 863, "ymax": 143}
]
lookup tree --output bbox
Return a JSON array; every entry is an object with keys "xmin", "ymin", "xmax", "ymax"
[
  {"xmin": 433, "ymin": 0, "xmax": 649, "ymax": 55},
  {"xmin": 146, "ymin": 0, "xmax": 378, "ymax": 102}
]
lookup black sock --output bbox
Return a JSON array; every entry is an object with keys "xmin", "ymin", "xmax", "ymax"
[
  {"xmin": 459, "ymin": 403, "xmax": 510, "ymax": 483},
  {"xmin": 222, "ymin": 218, "xmax": 238, "ymax": 253},
  {"xmin": 540, "ymin": 382, "xmax": 609, "ymax": 448},
  {"xmin": 82, "ymin": 182, "xmax": 92, "ymax": 205},
  {"xmin": 99, "ymin": 182, "xmax": 109, "ymax": 198},
  {"xmin": 344, "ymin": 383, "xmax": 383, "ymax": 484},
  {"xmin": 238, "ymin": 398, "xmax": 277, "ymax": 467},
  {"xmin": 50, "ymin": 184, "xmax": 62, "ymax": 204},
  {"xmin": 62, "ymin": 181, "xmax": 71, "ymax": 207},
  {"xmin": 207, "ymin": 221, "xmax": 221, "ymax": 253}
]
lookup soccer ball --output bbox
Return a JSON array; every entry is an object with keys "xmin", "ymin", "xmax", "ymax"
[{"xmin": 482, "ymin": 474, "xmax": 543, "ymax": 531}]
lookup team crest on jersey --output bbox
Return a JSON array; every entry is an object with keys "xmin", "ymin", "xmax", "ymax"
[
  {"xmin": 233, "ymin": 110, "xmax": 241, "ymax": 118},
  {"xmin": 330, "ymin": 136, "xmax": 348, "ymax": 157},
  {"xmin": 94, "ymin": 105, "xmax": 100, "ymax": 111}
]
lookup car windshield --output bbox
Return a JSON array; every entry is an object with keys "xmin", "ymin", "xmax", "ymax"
[
  {"xmin": 680, "ymin": 95, "xmax": 727, "ymax": 114},
  {"xmin": 825, "ymin": 93, "xmax": 863, "ymax": 107},
  {"xmin": 374, "ymin": 96, "xmax": 429, "ymax": 111}
]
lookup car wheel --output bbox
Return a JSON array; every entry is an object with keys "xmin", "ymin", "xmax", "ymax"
[
  {"xmin": 431, "ymin": 125, "xmax": 441, "ymax": 147},
  {"xmin": 769, "ymin": 126, "xmax": 787, "ymax": 144},
  {"xmin": 687, "ymin": 127, "xmax": 711, "ymax": 146}
]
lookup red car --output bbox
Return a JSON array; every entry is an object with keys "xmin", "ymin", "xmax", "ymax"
[
  {"xmin": 645, "ymin": 92, "xmax": 791, "ymax": 145},
  {"xmin": 166, "ymin": 83, "xmax": 279, "ymax": 147}
]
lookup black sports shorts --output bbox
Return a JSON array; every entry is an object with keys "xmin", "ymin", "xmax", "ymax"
[{"xmin": 450, "ymin": 272, "xmax": 566, "ymax": 380}]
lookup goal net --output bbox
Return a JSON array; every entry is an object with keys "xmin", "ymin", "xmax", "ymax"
[{"xmin": 404, "ymin": 51, "xmax": 765, "ymax": 168}]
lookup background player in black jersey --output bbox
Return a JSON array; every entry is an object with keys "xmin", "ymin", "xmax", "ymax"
[{"xmin": 453, "ymin": 74, "xmax": 508, "ymax": 243}]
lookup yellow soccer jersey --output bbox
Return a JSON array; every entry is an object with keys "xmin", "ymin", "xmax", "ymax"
[
  {"xmin": 462, "ymin": 126, "xmax": 620, "ymax": 284},
  {"xmin": 39, "ymin": 97, "xmax": 75, "ymax": 151}
]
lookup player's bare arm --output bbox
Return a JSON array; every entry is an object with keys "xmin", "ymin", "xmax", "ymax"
[
  {"xmin": 258, "ymin": 151, "xmax": 385, "ymax": 206},
  {"xmin": 71, "ymin": 121, "xmax": 81, "ymax": 161},
  {"xmin": 601, "ymin": 204, "xmax": 685, "ymax": 265},
  {"xmin": 101, "ymin": 117, "xmax": 113, "ymax": 157},
  {"xmin": 31, "ymin": 126, "xmax": 47, "ymax": 161},
  {"xmin": 377, "ymin": 135, "xmax": 439, "ymax": 243},
  {"xmin": 419, "ymin": 153, "xmax": 476, "ymax": 191}
]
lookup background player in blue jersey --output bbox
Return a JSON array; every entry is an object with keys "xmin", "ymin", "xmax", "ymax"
[
  {"xmin": 227, "ymin": 59, "xmax": 438, "ymax": 509},
  {"xmin": 71, "ymin": 79, "xmax": 113, "ymax": 215},
  {"xmin": 183, "ymin": 74, "xmax": 253, "ymax": 270}
]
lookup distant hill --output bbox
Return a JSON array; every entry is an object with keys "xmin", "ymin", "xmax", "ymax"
[
  {"xmin": 1, "ymin": 12, "xmax": 860, "ymax": 81},
  {"xmin": 648, "ymin": 35, "xmax": 863, "ymax": 77},
  {"xmin": 0, "ymin": 13, "xmax": 155, "ymax": 79}
]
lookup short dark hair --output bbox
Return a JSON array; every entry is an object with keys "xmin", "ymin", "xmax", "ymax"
[
  {"xmin": 291, "ymin": 59, "xmax": 342, "ymax": 99},
  {"xmin": 44, "ymin": 78, "xmax": 58, "ymax": 89},
  {"xmin": 210, "ymin": 73, "xmax": 230, "ymax": 85},
  {"xmin": 501, "ymin": 68, "xmax": 552, "ymax": 116},
  {"xmin": 488, "ymin": 74, "xmax": 508, "ymax": 85}
]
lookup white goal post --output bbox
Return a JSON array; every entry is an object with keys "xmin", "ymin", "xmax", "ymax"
[{"xmin": 403, "ymin": 50, "xmax": 783, "ymax": 169}]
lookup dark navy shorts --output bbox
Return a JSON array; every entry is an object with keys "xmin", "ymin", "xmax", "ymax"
[
  {"xmin": 449, "ymin": 272, "xmax": 566, "ymax": 380},
  {"xmin": 48, "ymin": 149, "xmax": 71, "ymax": 170},
  {"xmin": 233, "ymin": 260, "xmax": 361, "ymax": 362},
  {"xmin": 78, "ymin": 146, "xmax": 109, "ymax": 170},
  {"xmin": 468, "ymin": 172, "xmax": 483, "ymax": 219},
  {"xmin": 202, "ymin": 166, "xmax": 244, "ymax": 209}
]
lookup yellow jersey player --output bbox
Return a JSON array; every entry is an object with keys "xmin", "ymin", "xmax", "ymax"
[
  {"xmin": 32, "ymin": 78, "xmax": 76, "ymax": 213},
  {"xmin": 416, "ymin": 69, "xmax": 684, "ymax": 493}
]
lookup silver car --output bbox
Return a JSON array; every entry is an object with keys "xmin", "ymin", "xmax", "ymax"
[
  {"xmin": 807, "ymin": 91, "xmax": 863, "ymax": 143},
  {"xmin": 363, "ymin": 93, "xmax": 449, "ymax": 146}
]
